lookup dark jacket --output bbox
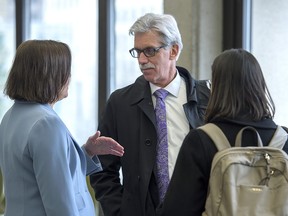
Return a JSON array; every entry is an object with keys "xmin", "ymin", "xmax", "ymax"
[
  {"xmin": 157, "ymin": 118, "xmax": 288, "ymax": 216},
  {"xmin": 90, "ymin": 66, "xmax": 210, "ymax": 216}
]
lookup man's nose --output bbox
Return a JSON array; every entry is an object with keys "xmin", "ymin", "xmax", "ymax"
[{"xmin": 138, "ymin": 52, "xmax": 149, "ymax": 64}]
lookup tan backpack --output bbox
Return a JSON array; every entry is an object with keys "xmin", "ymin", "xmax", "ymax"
[{"xmin": 199, "ymin": 123, "xmax": 288, "ymax": 216}]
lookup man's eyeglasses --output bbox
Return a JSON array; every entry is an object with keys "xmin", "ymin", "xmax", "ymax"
[{"xmin": 129, "ymin": 45, "xmax": 168, "ymax": 58}]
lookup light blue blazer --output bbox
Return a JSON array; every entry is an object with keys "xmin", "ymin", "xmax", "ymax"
[{"xmin": 0, "ymin": 100, "xmax": 102, "ymax": 216}]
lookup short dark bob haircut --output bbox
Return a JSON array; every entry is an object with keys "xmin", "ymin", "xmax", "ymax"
[
  {"xmin": 205, "ymin": 48, "xmax": 275, "ymax": 122},
  {"xmin": 4, "ymin": 39, "xmax": 71, "ymax": 104}
]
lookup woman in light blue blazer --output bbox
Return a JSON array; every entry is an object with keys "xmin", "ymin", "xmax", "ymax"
[{"xmin": 0, "ymin": 40, "xmax": 124, "ymax": 216}]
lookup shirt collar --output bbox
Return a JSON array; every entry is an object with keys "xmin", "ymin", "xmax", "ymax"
[{"xmin": 150, "ymin": 70, "xmax": 181, "ymax": 97}]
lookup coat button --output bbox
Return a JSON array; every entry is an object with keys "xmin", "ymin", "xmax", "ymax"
[{"xmin": 145, "ymin": 139, "xmax": 151, "ymax": 146}]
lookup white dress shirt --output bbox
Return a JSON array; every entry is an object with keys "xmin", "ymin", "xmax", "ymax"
[{"xmin": 150, "ymin": 71, "xmax": 190, "ymax": 178}]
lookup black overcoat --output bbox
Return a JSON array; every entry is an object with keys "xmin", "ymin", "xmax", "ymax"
[{"xmin": 90, "ymin": 66, "xmax": 210, "ymax": 216}]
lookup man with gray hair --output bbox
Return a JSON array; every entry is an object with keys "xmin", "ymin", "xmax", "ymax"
[{"xmin": 90, "ymin": 13, "xmax": 210, "ymax": 216}]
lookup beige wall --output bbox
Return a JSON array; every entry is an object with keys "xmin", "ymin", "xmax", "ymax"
[{"xmin": 164, "ymin": 0, "xmax": 222, "ymax": 80}]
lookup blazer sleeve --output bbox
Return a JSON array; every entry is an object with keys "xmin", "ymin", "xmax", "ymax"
[
  {"xmin": 0, "ymin": 169, "xmax": 5, "ymax": 214},
  {"xmin": 81, "ymin": 146, "xmax": 102, "ymax": 175}
]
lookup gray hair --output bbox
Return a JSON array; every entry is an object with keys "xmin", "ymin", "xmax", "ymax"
[{"xmin": 129, "ymin": 13, "xmax": 183, "ymax": 57}]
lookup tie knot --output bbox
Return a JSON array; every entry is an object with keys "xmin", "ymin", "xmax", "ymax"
[{"xmin": 154, "ymin": 89, "xmax": 169, "ymax": 100}]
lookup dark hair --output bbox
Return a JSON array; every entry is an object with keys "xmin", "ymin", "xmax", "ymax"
[
  {"xmin": 4, "ymin": 39, "xmax": 71, "ymax": 104},
  {"xmin": 205, "ymin": 48, "xmax": 275, "ymax": 122}
]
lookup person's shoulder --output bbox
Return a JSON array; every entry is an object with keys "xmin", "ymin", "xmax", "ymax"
[
  {"xmin": 26, "ymin": 104, "xmax": 64, "ymax": 132},
  {"xmin": 176, "ymin": 66, "xmax": 210, "ymax": 91},
  {"xmin": 195, "ymin": 79, "xmax": 211, "ymax": 90},
  {"xmin": 32, "ymin": 113, "xmax": 64, "ymax": 134},
  {"xmin": 187, "ymin": 127, "xmax": 214, "ymax": 140},
  {"xmin": 194, "ymin": 79, "xmax": 210, "ymax": 107},
  {"xmin": 176, "ymin": 66, "xmax": 192, "ymax": 79},
  {"xmin": 28, "ymin": 113, "xmax": 69, "ymax": 152},
  {"xmin": 281, "ymin": 125, "xmax": 288, "ymax": 133},
  {"xmin": 182, "ymin": 128, "xmax": 217, "ymax": 158},
  {"xmin": 183, "ymin": 128, "xmax": 207, "ymax": 146}
]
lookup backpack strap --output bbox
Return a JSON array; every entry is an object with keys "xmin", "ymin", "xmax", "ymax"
[
  {"xmin": 268, "ymin": 125, "xmax": 288, "ymax": 149},
  {"xmin": 198, "ymin": 123, "xmax": 231, "ymax": 151},
  {"xmin": 235, "ymin": 126, "xmax": 263, "ymax": 147},
  {"xmin": 200, "ymin": 124, "xmax": 288, "ymax": 150}
]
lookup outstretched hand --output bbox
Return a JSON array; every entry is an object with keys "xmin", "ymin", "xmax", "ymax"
[{"xmin": 83, "ymin": 131, "xmax": 124, "ymax": 157}]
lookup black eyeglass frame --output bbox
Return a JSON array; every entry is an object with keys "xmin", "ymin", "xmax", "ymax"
[{"xmin": 129, "ymin": 45, "xmax": 169, "ymax": 58}]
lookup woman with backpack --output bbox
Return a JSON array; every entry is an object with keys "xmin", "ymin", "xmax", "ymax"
[{"xmin": 157, "ymin": 48, "xmax": 288, "ymax": 216}]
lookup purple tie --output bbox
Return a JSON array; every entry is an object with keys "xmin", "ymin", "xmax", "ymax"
[{"xmin": 154, "ymin": 89, "xmax": 169, "ymax": 203}]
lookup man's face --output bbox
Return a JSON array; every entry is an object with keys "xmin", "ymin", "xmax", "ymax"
[{"xmin": 133, "ymin": 31, "xmax": 178, "ymax": 88}]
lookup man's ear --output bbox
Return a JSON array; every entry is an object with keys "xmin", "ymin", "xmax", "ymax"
[{"xmin": 169, "ymin": 44, "xmax": 179, "ymax": 60}]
